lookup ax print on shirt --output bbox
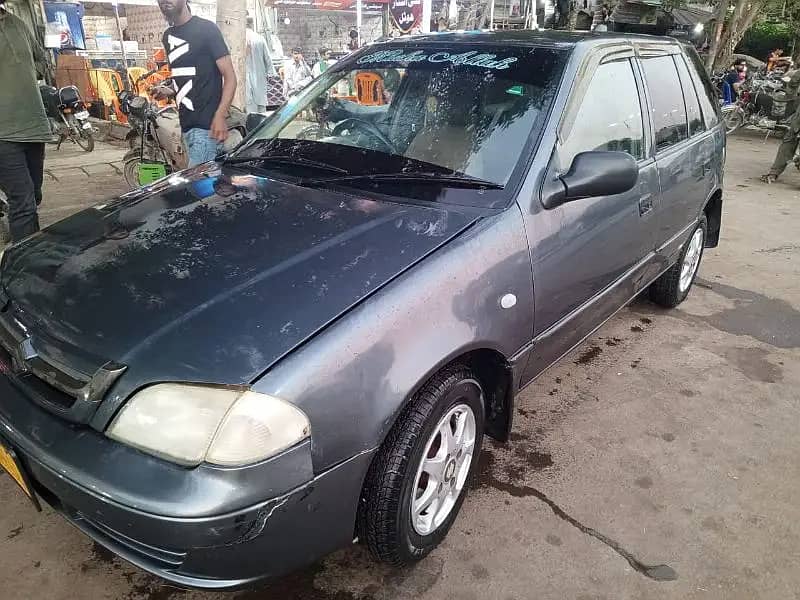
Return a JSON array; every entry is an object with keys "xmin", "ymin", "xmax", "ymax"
[
  {"xmin": 168, "ymin": 35, "xmax": 196, "ymax": 111},
  {"xmin": 162, "ymin": 16, "xmax": 229, "ymax": 131}
]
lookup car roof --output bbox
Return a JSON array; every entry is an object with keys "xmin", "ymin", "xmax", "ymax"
[{"xmin": 375, "ymin": 29, "xmax": 680, "ymax": 50}]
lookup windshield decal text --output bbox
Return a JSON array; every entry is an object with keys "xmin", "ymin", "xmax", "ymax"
[{"xmin": 357, "ymin": 49, "xmax": 518, "ymax": 70}]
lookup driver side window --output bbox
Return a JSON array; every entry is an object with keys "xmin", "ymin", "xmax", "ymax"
[{"xmin": 560, "ymin": 59, "xmax": 645, "ymax": 169}]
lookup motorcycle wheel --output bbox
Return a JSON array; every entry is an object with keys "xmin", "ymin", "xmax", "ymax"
[
  {"xmin": 124, "ymin": 154, "xmax": 145, "ymax": 189},
  {"xmin": 722, "ymin": 107, "xmax": 745, "ymax": 135},
  {"xmin": 124, "ymin": 154, "xmax": 171, "ymax": 189},
  {"xmin": 75, "ymin": 128, "xmax": 95, "ymax": 152}
]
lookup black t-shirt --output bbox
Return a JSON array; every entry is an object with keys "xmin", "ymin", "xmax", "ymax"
[{"xmin": 162, "ymin": 16, "xmax": 229, "ymax": 131}]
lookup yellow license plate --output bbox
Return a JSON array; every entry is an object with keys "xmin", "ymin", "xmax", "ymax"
[{"xmin": 0, "ymin": 440, "xmax": 37, "ymax": 507}]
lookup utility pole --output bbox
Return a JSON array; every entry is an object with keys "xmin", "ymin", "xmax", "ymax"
[
  {"xmin": 112, "ymin": 1, "xmax": 128, "ymax": 91},
  {"xmin": 216, "ymin": 0, "xmax": 247, "ymax": 110}
]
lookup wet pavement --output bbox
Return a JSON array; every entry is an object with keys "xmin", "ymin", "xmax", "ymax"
[{"xmin": 1, "ymin": 133, "xmax": 799, "ymax": 600}]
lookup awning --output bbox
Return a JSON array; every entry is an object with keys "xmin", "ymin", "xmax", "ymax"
[
  {"xmin": 670, "ymin": 7, "xmax": 714, "ymax": 27},
  {"xmin": 267, "ymin": 0, "xmax": 388, "ymax": 8}
]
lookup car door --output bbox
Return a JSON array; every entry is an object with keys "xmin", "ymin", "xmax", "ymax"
[
  {"xmin": 638, "ymin": 50, "xmax": 703, "ymax": 265},
  {"xmin": 521, "ymin": 50, "xmax": 660, "ymax": 382}
]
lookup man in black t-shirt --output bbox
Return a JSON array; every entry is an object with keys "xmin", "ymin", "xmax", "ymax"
[{"xmin": 154, "ymin": 0, "xmax": 237, "ymax": 166}]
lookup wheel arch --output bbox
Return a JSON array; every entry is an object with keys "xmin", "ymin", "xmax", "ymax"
[
  {"xmin": 702, "ymin": 189, "xmax": 722, "ymax": 248},
  {"xmin": 381, "ymin": 345, "xmax": 515, "ymax": 450}
]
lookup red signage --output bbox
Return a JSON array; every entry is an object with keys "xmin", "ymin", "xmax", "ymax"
[{"xmin": 389, "ymin": 0, "xmax": 422, "ymax": 33}]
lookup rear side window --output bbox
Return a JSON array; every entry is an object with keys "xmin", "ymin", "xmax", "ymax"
[
  {"xmin": 641, "ymin": 56, "xmax": 688, "ymax": 151},
  {"xmin": 560, "ymin": 59, "xmax": 645, "ymax": 167},
  {"xmin": 683, "ymin": 49, "xmax": 720, "ymax": 128},
  {"xmin": 675, "ymin": 56, "xmax": 704, "ymax": 136}
]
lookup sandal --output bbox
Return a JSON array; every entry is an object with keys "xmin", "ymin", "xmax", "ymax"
[{"xmin": 760, "ymin": 174, "xmax": 778, "ymax": 183}]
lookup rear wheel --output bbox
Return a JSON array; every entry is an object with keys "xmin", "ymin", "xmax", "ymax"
[
  {"xmin": 69, "ymin": 117, "xmax": 94, "ymax": 152},
  {"xmin": 75, "ymin": 130, "xmax": 95, "ymax": 152},
  {"xmin": 359, "ymin": 365, "xmax": 484, "ymax": 566},
  {"xmin": 649, "ymin": 216, "xmax": 707, "ymax": 308}
]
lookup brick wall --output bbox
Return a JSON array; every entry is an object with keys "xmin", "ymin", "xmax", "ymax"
[
  {"xmin": 82, "ymin": 15, "xmax": 127, "ymax": 47},
  {"xmin": 125, "ymin": 6, "xmax": 166, "ymax": 53},
  {"xmin": 124, "ymin": 2, "xmax": 216, "ymax": 56},
  {"xmin": 115, "ymin": 6, "xmax": 383, "ymax": 62},
  {"xmin": 276, "ymin": 9, "xmax": 383, "ymax": 57}
]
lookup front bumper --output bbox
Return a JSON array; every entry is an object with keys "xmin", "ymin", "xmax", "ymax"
[{"xmin": 0, "ymin": 376, "xmax": 374, "ymax": 589}]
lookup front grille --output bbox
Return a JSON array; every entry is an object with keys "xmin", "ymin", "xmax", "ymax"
[
  {"xmin": 16, "ymin": 370, "xmax": 77, "ymax": 410},
  {"xmin": 0, "ymin": 308, "xmax": 125, "ymax": 423}
]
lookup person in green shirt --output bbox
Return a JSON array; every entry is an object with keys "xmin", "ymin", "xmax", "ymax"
[
  {"xmin": 0, "ymin": 0, "xmax": 51, "ymax": 241},
  {"xmin": 312, "ymin": 48, "xmax": 332, "ymax": 78}
]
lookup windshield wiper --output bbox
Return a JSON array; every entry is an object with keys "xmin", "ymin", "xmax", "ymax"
[
  {"xmin": 308, "ymin": 172, "xmax": 504, "ymax": 190},
  {"xmin": 225, "ymin": 155, "xmax": 348, "ymax": 174}
]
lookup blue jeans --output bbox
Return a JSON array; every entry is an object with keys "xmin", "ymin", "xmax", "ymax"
[{"xmin": 184, "ymin": 128, "xmax": 222, "ymax": 167}]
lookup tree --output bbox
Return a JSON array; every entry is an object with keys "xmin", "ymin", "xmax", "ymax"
[
  {"xmin": 216, "ymin": 0, "xmax": 247, "ymax": 110},
  {"xmin": 705, "ymin": 0, "xmax": 771, "ymax": 69}
]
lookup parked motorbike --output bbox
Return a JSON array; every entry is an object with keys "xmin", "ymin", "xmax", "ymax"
[
  {"xmin": 39, "ymin": 84, "xmax": 95, "ymax": 152},
  {"xmin": 722, "ymin": 71, "xmax": 798, "ymax": 135},
  {"xmin": 119, "ymin": 87, "xmax": 248, "ymax": 188}
]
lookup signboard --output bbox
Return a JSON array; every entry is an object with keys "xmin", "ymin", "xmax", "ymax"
[
  {"xmin": 43, "ymin": 1, "xmax": 86, "ymax": 50},
  {"xmin": 389, "ymin": 0, "xmax": 422, "ymax": 33}
]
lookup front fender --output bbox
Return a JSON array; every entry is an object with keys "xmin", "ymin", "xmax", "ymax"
[
  {"xmin": 123, "ymin": 148, "xmax": 142, "ymax": 162},
  {"xmin": 253, "ymin": 206, "xmax": 534, "ymax": 473}
]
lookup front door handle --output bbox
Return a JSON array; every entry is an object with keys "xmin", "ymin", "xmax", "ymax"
[{"xmin": 638, "ymin": 193, "xmax": 654, "ymax": 216}]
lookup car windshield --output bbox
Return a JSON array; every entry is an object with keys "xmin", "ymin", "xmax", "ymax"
[{"xmin": 233, "ymin": 44, "xmax": 567, "ymax": 199}]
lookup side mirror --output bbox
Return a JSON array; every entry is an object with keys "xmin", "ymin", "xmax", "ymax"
[
  {"xmin": 245, "ymin": 112, "xmax": 269, "ymax": 133},
  {"xmin": 542, "ymin": 151, "xmax": 639, "ymax": 209}
]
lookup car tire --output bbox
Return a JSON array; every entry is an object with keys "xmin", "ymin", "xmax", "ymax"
[
  {"xmin": 359, "ymin": 365, "xmax": 484, "ymax": 566},
  {"xmin": 649, "ymin": 216, "xmax": 707, "ymax": 308}
]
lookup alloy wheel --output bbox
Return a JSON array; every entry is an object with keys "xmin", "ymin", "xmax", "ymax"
[
  {"xmin": 679, "ymin": 227, "xmax": 704, "ymax": 293},
  {"xmin": 410, "ymin": 403, "xmax": 476, "ymax": 536}
]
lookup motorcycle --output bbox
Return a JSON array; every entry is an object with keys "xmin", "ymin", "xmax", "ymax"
[
  {"xmin": 38, "ymin": 84, "xmax": 95, "ymax": 152},
  {"xmin": 118, "ymin": 84, "xmax": 249, "ymax": 189},
  {"xmin": 722, "ymin": 71, "xmax": 798, "ymax": 135}
]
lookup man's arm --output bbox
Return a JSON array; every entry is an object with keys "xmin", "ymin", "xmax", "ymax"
[
  {"xmin": 206, "ymin": 23, "xmax": 236, "ymax": 141},
  {"xmin": 21, "ymin": 20, "xmax": 50, "ymax": 79},
  {"xmin": 211, "ymin": 55, "xmax": 237, "ymax": 141}
]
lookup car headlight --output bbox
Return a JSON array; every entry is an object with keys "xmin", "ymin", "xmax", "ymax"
[{"xmin": 107, "ymin": 383, "xmax": 310, "ymax": 467}]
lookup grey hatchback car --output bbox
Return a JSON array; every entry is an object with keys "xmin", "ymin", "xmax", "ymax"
[{"xmin": 0, "ymin": 31, "xmax": 723, "ymax": 588}]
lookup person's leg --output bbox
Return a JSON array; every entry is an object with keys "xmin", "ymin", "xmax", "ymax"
[
  {"xmin": 763, "ymin": 128, "xmax": 799, "ymax": 181},
  {"xmin": 0, "ymin": 141, "xmax": 40, "ymax": 242},
  {"xmin": 23, "ymin": 143, "xmax": 45, "ymax": 207},
  {"xmin": 183, "ymin": 128, "xmax": 221, "ymax": 167}
]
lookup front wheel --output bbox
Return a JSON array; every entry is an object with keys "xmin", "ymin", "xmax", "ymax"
[
  {"xmin": 123, "ymin": 154, "xmax": 144, "ymax": 188},
  {"xmin": 722, "ymin": 106, "xmax": 744, "ymax": 134},
  {"xmin": 359, "ymin": 365, "xmax": 484, "ymax": 566},
  {"xmin": 649, "ymin": 216, "xmax": 707, "ymax": 308}
]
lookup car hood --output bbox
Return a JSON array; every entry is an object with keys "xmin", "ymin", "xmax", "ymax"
[{"xmin": 0, "ymin": 167, "xmax": 478, "ymax": 393}]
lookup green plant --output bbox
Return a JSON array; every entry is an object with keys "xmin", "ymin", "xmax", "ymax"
[{"xmin": 736, "ymin": 20, "xmax": 791, "ymax": 60}]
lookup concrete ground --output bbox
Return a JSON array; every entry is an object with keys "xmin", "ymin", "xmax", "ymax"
[
  {"xmin": 38, "ymin": 140, "xmax": 128, "ymax": 228},
  {"xmin": 1, "ymin": 134, "xmax": 798, "ymax": 600}
]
